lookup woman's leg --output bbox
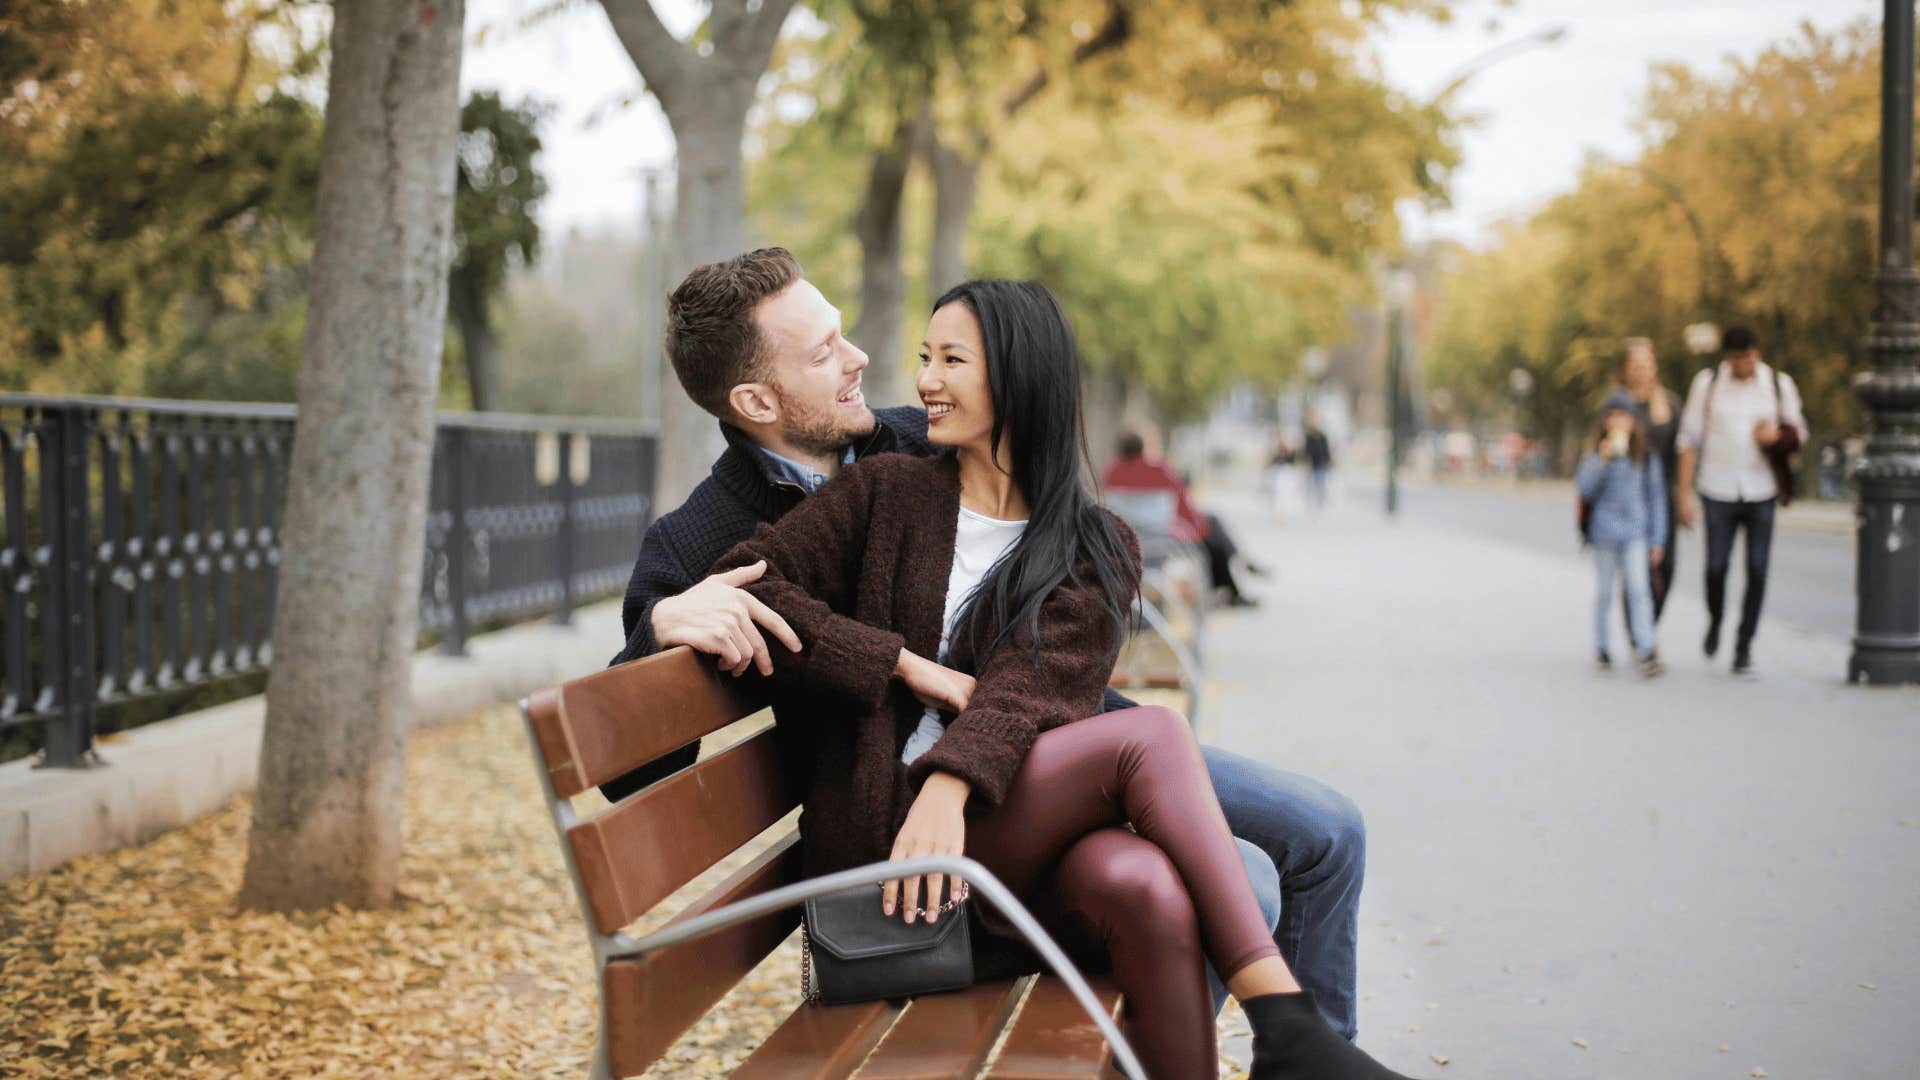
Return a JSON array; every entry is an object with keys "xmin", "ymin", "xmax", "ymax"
[
  {"xmin": 1043, "ymin": 828, "xmax": 1218, "ymax": 1080},
  {"xmin": 1621, "ymin": 538, "xmax": 1655, "ymax": 657},
  {"xmin": 965, "ymin": 705, "xmax": 1284, "ymax": 989},
  {"xmin": 1594, "ymin": 544, "xmax": 1619, "ymax": 657}
]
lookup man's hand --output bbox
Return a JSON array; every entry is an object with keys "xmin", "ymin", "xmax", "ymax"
[
  {"xmin": 883, "ymin": 772, "xmax": 971, "ymax": 925},
  {"xmin": 650, "ymin": 561, "xmax": 803, "ymax": 677},
  {"xmin": 1754, "ymin": 419, "xmax": 1780, "ymax": 447},
  {"xmin": 895, "ymin": 649, "xmax": 975, "ymax": 714},
  {"xmin": 1675, "ymin": 491, "xmax": 1698, "ymax": 530}
]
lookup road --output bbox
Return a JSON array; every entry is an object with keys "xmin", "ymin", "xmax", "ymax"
[
  {"xmin": 1198, "ymin": 483, "xmax": 1918, "ymax": 1080},
  {"xmin": 1361, "ymin": 478, "xmax": 1857, "ymax": 645}
]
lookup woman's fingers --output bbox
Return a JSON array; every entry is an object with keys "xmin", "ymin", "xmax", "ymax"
[{"xmin": 900, "ymin": 868, "xmax": 921, "ymax": 924}]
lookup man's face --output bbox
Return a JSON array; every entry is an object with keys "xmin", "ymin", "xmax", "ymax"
[
  {"xmin": 1727, "ymin": 348, "xmax": 1760, "ymax": 379},
  {"xmin": 751, "ymin": 279, "xmax": 875, "ymax": 455}
]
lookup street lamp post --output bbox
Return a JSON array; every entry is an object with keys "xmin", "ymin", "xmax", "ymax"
[
  {"xmin": 1384, "ymin": 269, "xmax": 1415, "ymax": 515},
  {"xmin": 1851, "ymin": 0, "xmax": 1920, "ymax": 685}
]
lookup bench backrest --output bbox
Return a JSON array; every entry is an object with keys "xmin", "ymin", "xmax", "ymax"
[{"xmin": 523, "ymin": 647, "xmax": 806, "ymax": 1073}]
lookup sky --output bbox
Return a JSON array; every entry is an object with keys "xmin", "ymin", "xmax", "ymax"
[{"xmin": 460, "ymin": 1, "xmax": 1884, "ymax": 247}]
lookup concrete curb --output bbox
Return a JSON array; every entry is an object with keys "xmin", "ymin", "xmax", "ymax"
[{"xmin": 0, "ymin": 600, "xmax": 624, "ymax": 882}]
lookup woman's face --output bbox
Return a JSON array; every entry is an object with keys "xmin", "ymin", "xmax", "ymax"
[
  {"xmin": 918, "ymin": 302, "xmax": 996, "ymax": 452},
  {"xmin": 1622, "ymin": 347, "xmax": 1656, "ymax": 392}
]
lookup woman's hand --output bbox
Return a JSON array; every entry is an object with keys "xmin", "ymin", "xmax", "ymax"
[
  {"xmin": 895, "ymin": 649, "xmax": 976, "ymax": 715},
  {"xmin": 883, "ymin": 772, "xmax": 971, "ymax": 925},
  {"xmin": 1651, "ymin": 545, "xmax": 1666, "ymax": 568}
]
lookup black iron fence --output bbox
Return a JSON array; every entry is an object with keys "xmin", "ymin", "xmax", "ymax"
[{"xmin": 0, "ymin": 394, "xmax": 655, "ymax": 769}]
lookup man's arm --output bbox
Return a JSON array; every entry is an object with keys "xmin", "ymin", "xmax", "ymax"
[
  {"xmin": 1673, "ymin": 371, "xmax": 1709, "ymax": 528},
  {"xmin": 611, "ymin": 515, "xmax": 801, "ymax": 676}
]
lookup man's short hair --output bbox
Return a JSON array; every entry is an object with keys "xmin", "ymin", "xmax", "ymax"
[
  {"xmin": 1116, "ymin": 431, "xmax": 1146, "ymax": 460},
  {"xmin": 665, "ymin": 247, "xmax": 803, "ymax": 420},
  {"xmin": 1721, "ymin": 324, "xmax": 1759, "ymax": 354}
]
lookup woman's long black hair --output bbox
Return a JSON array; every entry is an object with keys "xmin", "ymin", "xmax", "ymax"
[{"xmin": 934, "ymin": 280, "xmax": 1137, "ymax": 666}]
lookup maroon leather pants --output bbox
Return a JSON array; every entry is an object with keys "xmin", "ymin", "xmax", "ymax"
[{"xmin": 966, "ymin": 705, "xmax": 1282, "ymax": 1078}]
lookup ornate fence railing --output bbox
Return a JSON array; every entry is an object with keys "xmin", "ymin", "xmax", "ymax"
[{"xmin": 0, "ymin": 394, "xmax": 656, "ymax": 768}]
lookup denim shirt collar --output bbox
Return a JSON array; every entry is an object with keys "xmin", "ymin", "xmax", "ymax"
[{"xmin": 754, "ymin": 444, "xmax": 856, "ymax": 494}]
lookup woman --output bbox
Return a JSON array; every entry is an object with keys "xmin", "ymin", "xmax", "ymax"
[
  {"xmin": 713, "ymin": 280, "xmax": 1410, "ymax": 1079},
  {"xmin": 1576, "ymin": 391, "xmax": 1668, "ymax": 677},
  {"xmin": 1620, "ymin": 338, "xmax": 1682, "ymax": 620}
]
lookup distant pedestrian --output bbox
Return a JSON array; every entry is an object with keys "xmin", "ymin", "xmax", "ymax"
[
  {"xmin": 1618, "ymin": 338, "xmax": 1683, "ymax": 620},
  {"xmin": 1264, "ymin": 434, "xmax": 1297, "ymax": 516},
  {"xmin": 1576, "ymin": 391, "xmax": 1668, "ymax": 677},
  {"xmin": 1674, "ymin": 325, "xmax": 1809, "ymax": 675},
  {"xmin": 1301, "ymin": 412, "xmax": 1334, "ymax": 509}
]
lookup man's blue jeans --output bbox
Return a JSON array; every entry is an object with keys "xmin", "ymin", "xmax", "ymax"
[{"xmin": 1201, "ymin": 744, "xmax": 1366, "ymax": 1040}]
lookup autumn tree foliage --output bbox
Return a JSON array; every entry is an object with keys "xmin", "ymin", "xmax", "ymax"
[{"xmin": 1427, "ymin": 20, "xmax": 1885, "ymax": 466}]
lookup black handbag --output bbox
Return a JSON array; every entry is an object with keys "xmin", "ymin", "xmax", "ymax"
[{"xmin": 800, "ymin": 881, "xmax": 974, "ymax": 1005}]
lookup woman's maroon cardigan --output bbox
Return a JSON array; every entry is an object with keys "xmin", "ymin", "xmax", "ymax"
[{"xmin": 711, "ymin": 451, "xmax": 1141, "ymax": 974}]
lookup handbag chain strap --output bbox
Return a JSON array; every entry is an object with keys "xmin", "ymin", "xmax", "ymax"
[{"xmin": 798, "ymin": 882, "xmax": 973, "ymax": 1004}]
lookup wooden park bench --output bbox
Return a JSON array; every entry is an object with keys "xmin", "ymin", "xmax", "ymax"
[
  {"xmin": 1101, "ymin": 490, "xmax": 1208, "ymax": 724},
  {"xmin": 521, "ymin": 646, "xmax": 1147, "ymax": 1079}
]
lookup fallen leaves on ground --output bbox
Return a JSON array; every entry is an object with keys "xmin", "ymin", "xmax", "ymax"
[{"xmin": 2, "ymin": 703, "xmax": 1250, "ymax": 1077}]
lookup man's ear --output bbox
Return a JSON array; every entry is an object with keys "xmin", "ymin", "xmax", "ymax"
[{"xmin": 728, "ymin": 382, "xmax": 780, "ymax": 427}]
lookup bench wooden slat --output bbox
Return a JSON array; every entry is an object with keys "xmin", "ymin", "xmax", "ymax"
[
  {"xmin": 603, "ymin": 831, "xmax": 804, "ymax": 1077},
  {"xmin": 986, "ymin": 976, "xmax": 1124, "ymax": 1079},
  {"xmin": 569, "ymin": 725, "xmax": 801, "ymax": 934},
  {"xmin": 855, "ymin": 979, "xmax": 1028, "ymax": 1079},
  {"xmin": 733, "ymin": 999, "xmax": 904, "ymax": 1080},
  {"xmin": 526, "ymin": 646, "xmax": 758, "ymax": 798}
]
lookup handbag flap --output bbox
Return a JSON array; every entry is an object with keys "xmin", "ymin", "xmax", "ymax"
[{"xmin": 805, "ymin": 884, "xmax": 966, "ymax": 960}]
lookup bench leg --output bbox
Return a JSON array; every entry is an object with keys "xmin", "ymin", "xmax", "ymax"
[{"xmin": 589, "ymin": 1029, "xmax": 612, "ymax": 1080}]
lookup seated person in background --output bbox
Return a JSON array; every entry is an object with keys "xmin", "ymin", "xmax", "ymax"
[{"xmin": 1102, "ymin": 430, "xmax": 1265, "ymax": 607}]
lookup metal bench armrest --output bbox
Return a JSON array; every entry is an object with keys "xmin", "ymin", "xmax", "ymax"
[{"xmin": 617, "ymin": 854, "xmax": 1147, "ymax": 1080}]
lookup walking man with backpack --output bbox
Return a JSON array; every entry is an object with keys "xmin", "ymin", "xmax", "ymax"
[{"xmin": 1673, "ymin": 325, "xmax": 1810, "ymax": 675}]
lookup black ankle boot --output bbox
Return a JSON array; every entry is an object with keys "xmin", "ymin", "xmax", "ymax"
[{"xmin": 1245, "ymin": 991, "xmax": 1416, "ymax": 1080}]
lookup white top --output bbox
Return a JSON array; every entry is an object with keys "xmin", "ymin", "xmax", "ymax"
[
  {"xmin": 900, "ymin": 506, "xmax": 1027, "ymax": 766},
  {"xmin": 1676, "ymin": 361, "xmax": 1809, "ymax": 502}
]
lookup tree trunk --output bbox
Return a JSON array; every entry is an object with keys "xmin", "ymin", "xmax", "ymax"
[
  {"xmin": 240, "ymin": 0, "xmax": 464, "ymax": 912},
  {"xmin": 653, "ymin": 92, "xmax": 752, "ymax": 509},
  {"xmin": 596, "ymin": 0, "xmax": 798, "ymax": 509},
  {"xmin": 851, "ymin": 120, "xmax": 913, "ymax": 407},
  {"xmin": 924, "ymin": 132, "xmax": 981, "ymax": 298},
  {"xmin": 449, "ymin": 267, "xmax": 499, "ymax": 412}
]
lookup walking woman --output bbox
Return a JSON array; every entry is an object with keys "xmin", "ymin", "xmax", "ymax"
[
  {"xmin": 713, "ymin": 280, "xmax": 1411, "ymax": 1079},
  {"xmin": 1619, "ymin": 338, "xmax": 1683, "ymax": 619},
  {"xmin": 1577, "ymin": 391, "xmax": 1669, "ymax": 677}
]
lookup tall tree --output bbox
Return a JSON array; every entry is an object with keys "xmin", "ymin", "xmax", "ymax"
[
  {"xmin": 240, "ymin": 0, "xmax": 466, "ymax": 911},
  {"xmin": 451, "ymin": 91, "xmax": 547, "ymax": 412},
  {"xmin": 597, "ymin": 0, "xmax": 800, "ymax": 506}
]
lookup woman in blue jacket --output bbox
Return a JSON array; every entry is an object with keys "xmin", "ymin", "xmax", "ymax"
[{"xmin": 1577, "ymin": 391, "xmax": 1669, "ymax": 676}]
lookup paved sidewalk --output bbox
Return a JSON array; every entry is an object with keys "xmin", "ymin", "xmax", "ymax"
[{"xmin": 1198, "ymin": 491, "xmax": 1919, "ymax": 1080}]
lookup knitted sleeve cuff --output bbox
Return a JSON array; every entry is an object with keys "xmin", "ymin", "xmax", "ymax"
[
  {"xmin": 803, "ymin": 618, "xmax": 907, "ymax": 711},
  {"xmin": 907, "ymin": 709, "xmax": 1036, "ymax": 816}
]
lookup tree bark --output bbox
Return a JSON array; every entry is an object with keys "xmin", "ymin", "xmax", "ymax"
[
  {"xmin": 923, "ymin": 130, "xmax": 980, "ymax": 299},
  {"xmin": 598, "ymin": 0, "xmax": 799, "ymax": 510},
  {"xmin": 851, "ymin": 119, "xmax": 914, "ymax": 407},
  {"xmin": 239, "ymin": 0, "xmax": 464, "ymax": 912},
  {"xmin": 449, "ymin": 266, "xmax": 500, "ymax": 411}
]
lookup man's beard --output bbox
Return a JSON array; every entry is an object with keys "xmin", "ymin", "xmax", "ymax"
[{"xmin": 773, "ymin": 383, "xmax": 875, "ymax": 458}]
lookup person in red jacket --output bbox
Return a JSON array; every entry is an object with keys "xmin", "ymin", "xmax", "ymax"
[{"xmin": 1102, "ymin": 430, "xmax": 1263, "ymax": 606}]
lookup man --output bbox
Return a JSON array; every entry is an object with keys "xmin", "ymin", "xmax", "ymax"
[
  {"xmin": 1674, "ymin": 324, "xmax": 1809, "ymax": 674},
  {"xmin": 608, "ymin": 248, "xmax": 1368, "ymax": 1038},
  {"xmin": 1102, "ymin": 431, "xmax": 1261, "ymax": 607},
  {"xmin": 1302, "ymin": 411, "xmax": 1334, "ymax": 509}
]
